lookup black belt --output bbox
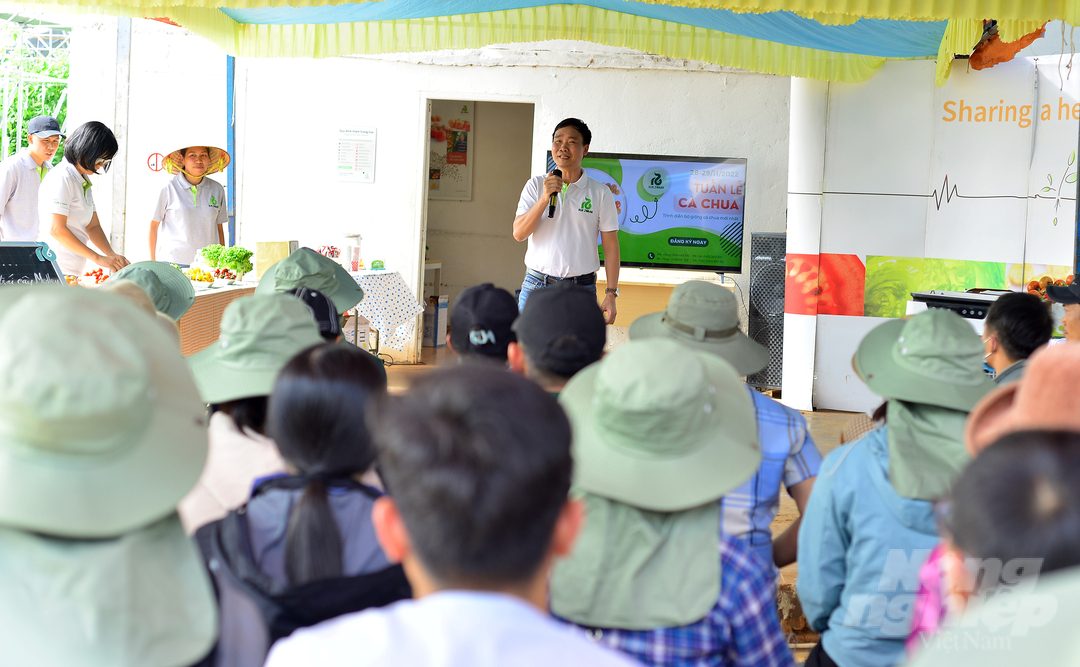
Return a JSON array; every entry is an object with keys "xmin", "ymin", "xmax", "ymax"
[{"xmin": 526, "ymin": 269, "xmax": 597, "ymax": 286}]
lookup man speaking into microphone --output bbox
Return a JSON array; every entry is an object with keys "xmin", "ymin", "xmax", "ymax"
[{"xmin": 512, "ymin": 118, "xmax": 620, "ymax": 324}]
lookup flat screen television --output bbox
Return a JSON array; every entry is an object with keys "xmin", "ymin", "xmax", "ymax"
[{"xmin": 547, "ymin": 151, "xmax": 747, "ymax": 273}]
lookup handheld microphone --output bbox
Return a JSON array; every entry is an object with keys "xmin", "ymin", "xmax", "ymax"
[{"xmin": 547, "ymin": 169, "xmax": 563, "ymax": 218}]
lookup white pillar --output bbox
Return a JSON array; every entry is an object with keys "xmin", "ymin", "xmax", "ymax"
[{"xmin": 781, "ymin": 77, "xmax": 829, "ymax": 412}]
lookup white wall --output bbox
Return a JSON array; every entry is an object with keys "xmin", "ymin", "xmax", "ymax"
[
  {"xmin": 425, "ymin": 100, "xmax": 533, "ymax": 303},
  {"xmin": 69, "ymin": 22, "xmax": 792, "ymax": 362},
  {"xmin": 235, "ymin": 56, "xmax": 791, "ymax": 359},
  {"xmin": 68, "ymin": 18, "xmax": 227, "ymax": 259}
]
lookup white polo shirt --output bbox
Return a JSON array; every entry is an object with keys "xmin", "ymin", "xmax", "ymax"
[
  {"xmin": 152, "ymin": 174, "xmax": 228, "ymax": 265},
  {"xmin": 39, "ymin": 161, "xmax": 95, "ymax": 276},
  {"xmin": 265, "ymin": 591, "xmax": 640, "ymax": 667},
  {"xmin": 516, "ymin": 171, "xmax": 618, "ymax": 278},
  {"xmin": 0, "ymin": 150, "xmax": 50, "ymax": 241}
]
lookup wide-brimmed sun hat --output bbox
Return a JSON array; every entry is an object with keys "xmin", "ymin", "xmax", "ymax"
[
  {"xmin": 559, "ymin": 338, "xmax": 761, "ymax": 512},
  {"xmin": 965, "ymin": 343, "xmax": 1080, "ymax": 455},
  {"xmin": 854, "ymin": 308, "xmax": 995, "ymax": 412},
  {"xmin": 163, "ymin": 143, "xmax": 230, "ymax": 177},
  {"xmin": 629, "ymin": 280, "xmax": 769, "ymax": 376},
  {"xmin": 0, "ymin": 514, "xmax": 217, "ymax": 666},
  {"xmin": 0, "ymin": 285, "xmax": 208, "ymax": 539},
  {"xmin": 113, "ymin": 261, "xmax": 195, "ymax": 321},
  {"xmin": 186, "ymin": 294, "xmax": 324, "ymax": 404},
  {"xmin": 255, "ymin": 247, "xmax": 364, "ymax": 315}
]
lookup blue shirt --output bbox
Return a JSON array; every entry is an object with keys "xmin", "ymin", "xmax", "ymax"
[
  {"xmin": 560, "ymin": 537, "xmax": 794, "ymax": 667},
  {"xmin": 720, "ymin": 388, "xmax": 823, "ymax": 565},
  {"xmin": 797, "ymin": 427, "xmax": 939, "ymax": 667}
]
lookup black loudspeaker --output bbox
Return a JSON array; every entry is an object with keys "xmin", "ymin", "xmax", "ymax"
[{"xmin": 746, "ymin": 233, "xmax": 786, "ymax": 390}]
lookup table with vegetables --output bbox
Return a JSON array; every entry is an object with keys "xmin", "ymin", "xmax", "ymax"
[{"xmin": 176, "ymin": 245, "xmax": 256, "ymax": 356}]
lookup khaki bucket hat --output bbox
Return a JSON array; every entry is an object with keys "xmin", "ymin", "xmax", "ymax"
[
  {"xmin": 255, "ymin": 247, "xmax": 364, "ymax": 314},
  {"xmin": 163, "ymin": 144, "xmax": 230, "ymax": 177},
  {"xmin": 114, "ymin": 260, "xmax": 195, "ymax": 321},
  {"xmin": 186, "ymin": 294, "xmax": 325, "ymax": 404},
  {"xmin": 559, "ymin": 339, "xmax": 761, "ymax": 512},
  {"xmin": 629, "ymin": 281, "xmax": 769, "ymax": 376},
  {"xmin": 854, "ymin": 308, "xmax": 995, "ymax": 412},
  {"xmin": 965, "ymin": 343, "xmax": 1080, "ymax": 455},
  {"xmin": 0, "ymin": 285, "xmax": 208, "ymax": 539}
]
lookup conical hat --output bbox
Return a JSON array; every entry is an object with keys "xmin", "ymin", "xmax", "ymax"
[{"xmin": 163, "ymin": 144, "xmax": 230, "ymax": 177}]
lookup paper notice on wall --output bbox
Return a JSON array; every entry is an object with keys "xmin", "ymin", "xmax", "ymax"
[
  {"xmin": 428, "ymin": 100, "xmax": 474, "ymax": 201},
  {"xmin": 338, "ymin": 127, "xmax": 376, "ymax": 183}
]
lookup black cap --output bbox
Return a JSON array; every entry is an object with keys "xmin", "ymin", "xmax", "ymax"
[
  {"xmin": 286, "ymin": 287, "xmax": 341, "ymax": 340},
  {"xmin": 512, "ymin": 282, "xmax": 606, "ymax": 377},
  {"xmin": 450, "ymin": 283, "xmax": 518, "ymax": 358},
  {"xmin": 1047, "ymin": 281, "xmax": 1080, "ymax": 304},
  {"xmin": 27, "ymin": 115, "xmax": 63, "ymax": 139}
]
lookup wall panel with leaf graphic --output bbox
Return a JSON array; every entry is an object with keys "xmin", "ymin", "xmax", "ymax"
[{"xmin": 785, "ymin": 58, "xmax": 1079, "ymax": 411}]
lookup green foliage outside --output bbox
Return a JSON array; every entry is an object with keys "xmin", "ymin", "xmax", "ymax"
[{"xmin": 0, "ymin": 25, "xmax": 69, "ymax": 163}]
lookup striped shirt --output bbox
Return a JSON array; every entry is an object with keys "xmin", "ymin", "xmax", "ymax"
[
  {"xmin": 559, "ymin": 537, "xmax": 794, "ymax": 667},
  {"xmin": 719, "ymin": 388, "xmax": 823, "ymax": 566}
]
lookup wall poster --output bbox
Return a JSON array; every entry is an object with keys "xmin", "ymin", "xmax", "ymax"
[{"xmin": 428, "ymin": 100, "xmax": 474, "ymax": 201}]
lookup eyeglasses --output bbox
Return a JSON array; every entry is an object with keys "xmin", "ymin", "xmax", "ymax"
[{"xmin": 94, "ymin": 157, "xmax": 112, "ymax": 173}]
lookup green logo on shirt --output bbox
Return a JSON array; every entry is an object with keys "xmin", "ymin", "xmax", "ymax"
[
  {"xmin": 579, "ymin": 198, "xmax": 592, "ymax": 212},
  {"xmin": 210, "ymin": 195, "xmax": 219, "ymax": 207}
]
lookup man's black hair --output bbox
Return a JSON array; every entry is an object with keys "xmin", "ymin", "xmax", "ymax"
[
  {"xmin": 984, "ymin": 292, "xmax": 1052, "ymax": 361},
  {"xmin": 64, "ymin": 121, "xmax": 117, "ymax": 173},
  {"xmin": 553, "ymin": 118, "xmax": 591, "ymax": 146},
  {"xmin": 267, "ymin": 343, "xmax": 387, "ymax": 585},
  {"xmin": 178, "ymin": 146, "xmax": 209, "ymax": 158},
  {"xmin": 211, "ymin": 396, "xmax": 268, "ymax": 435},
  {"xmin": 369, "ymin": 365, "xmax": 572, "ymax": 587},
  {"xmin": 946, "ymin": 430, "xmax": 1080, "ymax": 583}
]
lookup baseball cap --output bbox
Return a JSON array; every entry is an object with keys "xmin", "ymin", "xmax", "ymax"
[
  {"xmin": 27, "ymin": 115, "xmax": 63, "ymax": 139},
  {"xmin": 286, "ymin": 287, "xmax": 341, "ymax": 340},
  {"xmin": 1047, "ymin": 281, "xmax": 1080, "ymax": 304},
  {"xmin": 513, "ymin": 281, "xmax": 606, "ymax": 377},
  {"xmin": 450, "ymin": 283, "xmax": 518, "ymax": 358}
]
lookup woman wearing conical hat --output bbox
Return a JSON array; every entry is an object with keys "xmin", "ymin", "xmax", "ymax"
[{"xmin": 149, "ymin": 144, "xmax": 230, "ymax": 266}]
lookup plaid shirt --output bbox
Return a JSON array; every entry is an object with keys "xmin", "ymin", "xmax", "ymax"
[
  {"xmin": 558, "ymin": 538, "xmax": 794, "ymax": 667},
  {"xmin": 719, "ymin": 388, "xmax": 822, "ymax": 566}
]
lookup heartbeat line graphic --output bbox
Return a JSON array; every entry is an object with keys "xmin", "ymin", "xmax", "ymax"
[{"xmin": 791, "ymin": 175, "xmax": 1076, "ymax": 210}]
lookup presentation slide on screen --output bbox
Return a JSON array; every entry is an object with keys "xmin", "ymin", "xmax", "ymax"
[{"xmin": 576, "ymin": 153, "xmax": 746, "ymax": 271}]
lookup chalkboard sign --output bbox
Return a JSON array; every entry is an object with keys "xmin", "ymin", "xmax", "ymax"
[{"xmin": 0, "ymin": 242, "xmax": 64, "ymax": 285}]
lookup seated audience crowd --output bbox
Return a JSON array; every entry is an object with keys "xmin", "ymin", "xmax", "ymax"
[{"xmin": 6, "ymin": 263, "xmax": 1080, "ymax": 667}]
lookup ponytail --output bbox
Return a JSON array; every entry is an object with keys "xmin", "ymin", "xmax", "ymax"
[{"xmin": 284, "ymin": 478, "xmax": 344, "ymax": 586}]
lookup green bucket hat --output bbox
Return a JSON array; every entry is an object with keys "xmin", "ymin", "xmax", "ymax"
[
  {"xmin": 186, "ymin": 294, "xmax": 325, "ymax": 404},
  {"xmin": 255, "ymin": 247, "xmax": 364, "ymax": 314},
  {"xmin": 854, "ymin": 308, "xmax": 995, "ymax": 412},
  {"xmin": 629, "ymin": 281, "xmax": 769, "ymax": 376},
  {"xmin": 0, "ymin": 514, "xmax": 216, "ymax": 666},
  {"xmin": 559, "ymin": 338, "xmax": 761, "ymax": 512},
  {"xmin": 0, "ymin": 285, "xmax": 208, "ymax": 539},
  {"xmin": 113, "ymin": 261, "xmax": 195, "ymax": 321}
]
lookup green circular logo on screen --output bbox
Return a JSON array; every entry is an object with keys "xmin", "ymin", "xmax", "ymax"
[{"xmin": 637, "ymin": 168, "xmax": 669, "ymax": 201}]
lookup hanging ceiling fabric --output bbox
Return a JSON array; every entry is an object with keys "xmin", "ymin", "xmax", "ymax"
[{"xmin": 24, "ymin": 0, "xmax": 1080, "ymax": 82}]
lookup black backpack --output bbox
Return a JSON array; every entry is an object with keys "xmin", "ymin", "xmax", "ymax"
[{"xmin": 193, "ymin": 478, "xmax": 412, "ymax": 667}]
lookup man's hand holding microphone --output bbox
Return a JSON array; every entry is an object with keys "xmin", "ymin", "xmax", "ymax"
[{"xmin": 545, "ymin": 169, "xmax": 563, "ymax": 218}]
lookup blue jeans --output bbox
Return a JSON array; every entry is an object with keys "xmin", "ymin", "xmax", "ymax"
[{"xmin": 518, "ymin": 272, "xmax": 596, "ymax": 311}]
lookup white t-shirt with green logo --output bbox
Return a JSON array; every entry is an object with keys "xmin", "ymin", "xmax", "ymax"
[
  {"xmin": 516, "ymin": 171, "xmax": 618, "ymax": 278},
  {"xmin": 38, "ymin": 160, "xmax": 95, "ymax": 276},
  {"xmin": 152, "ymin": 173, "xmax": 228, "ymax": 265}
]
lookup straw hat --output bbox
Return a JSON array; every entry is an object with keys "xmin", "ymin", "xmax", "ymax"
[
  {"xmin": 630, "ymin": 281, "xmax": 769, "ymax": 376},
  {"xmin": 559, "ymin": 339, "xmax": 760, "ymax": 512},
  {"xmin": 163, "ymin": 143, "xmax": 230, "ymax": 177},
  {"xmin": 965, "ymin": 343, "xmax": 1080, "ymax": 455},
  {"xmin": 0, "ymin": 285, "xmax": 208, "ymax": 539},
  {"xmin": 113, "ymin": 261, "xmax": 195, "ymax": 321},
  {"xmin": 186, "ymin": 294, "xmax": 325, "ymax": 404},
  {"xmin": 854, "ymin": 308, "xmax": 995, "ymax": 412}
]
